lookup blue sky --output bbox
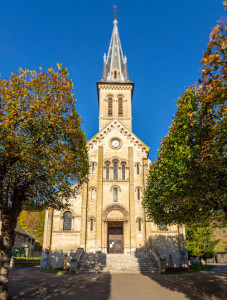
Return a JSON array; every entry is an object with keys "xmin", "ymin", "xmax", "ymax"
[{"xmin": 0, "ymin": 0, "xmax": 225, "ymax": 161}]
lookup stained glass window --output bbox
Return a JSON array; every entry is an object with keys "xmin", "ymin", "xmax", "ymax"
[
  {"xmin": 122, "ymin": 164, "xmax": 125, "ymax": 180},
  {"xmin": 90, "ymin": 219, "xmax": 94, "ymax": 231},
  {"xmin": 113, "ymin": 188, "xmax": 118, "ymax": 202},
  {"xmin": 106, "ymin": 164, "xmax": 109, "ymax": 180},
  {"xmin": 118, "ymin": 97, "xmax": 123, "ymax": 117},
  {"xmin": 63, "ymin": 212, "xmax": 72, "ymax": 230},
  {"xmin": 91, "ymin": 188, "xmax": 95, "ymax": 200},
  {"xmin": 108, "ymin": 97, "xmax": 113, "ymax": 117},
  {"xmin": 138, "ymin": 219, "xmax": 142, "ymax": 231},
  {"xmin": 114, "ymin": 162, "xmax": 118, "ymax": 180}
]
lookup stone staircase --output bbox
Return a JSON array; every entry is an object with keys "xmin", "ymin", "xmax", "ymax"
[{"xmin": 78, "ymin": 252, "xmax": 158, "ymax": 273}]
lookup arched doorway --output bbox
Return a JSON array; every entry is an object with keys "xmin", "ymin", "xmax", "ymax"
[{"xmin": 103, "ymin": 204, "xmax": 129, "ymax": 254}]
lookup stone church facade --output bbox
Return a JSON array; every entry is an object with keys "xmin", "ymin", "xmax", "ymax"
[{"xmin": 42, "ymin": 20, "xmax": 186, "ymax": 265}]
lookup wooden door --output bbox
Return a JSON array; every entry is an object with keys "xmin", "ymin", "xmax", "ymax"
[{"xmin": 108, "ymin": 227, "xmax": 123, "ymax": 254}]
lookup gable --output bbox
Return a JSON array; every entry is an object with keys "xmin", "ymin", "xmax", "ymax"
[{"xmin": 87, "ymin": 119, "xmax": 150, "ymax": 156}]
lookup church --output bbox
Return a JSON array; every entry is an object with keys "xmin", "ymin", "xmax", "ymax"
[{"xmin": 42, "ymin": 18, "xmax": 186, "ymax": 268}]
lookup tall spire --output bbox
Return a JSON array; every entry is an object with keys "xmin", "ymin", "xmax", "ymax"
[{"xmin": 101, "ymin": 19, "xmax": 130, "ymax": 82}]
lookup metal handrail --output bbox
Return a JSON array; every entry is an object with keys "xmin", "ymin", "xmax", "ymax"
[
  {"xmin": 148, "ymin": 248, "xmax": 164, "ymax": 273},
  {"xmin": 70, "ymin": 248, "xmax": 84, "ymax": 273},
  {"xmin": 76, "ymin": 248, "xmax": 84, "ymax": 267}
]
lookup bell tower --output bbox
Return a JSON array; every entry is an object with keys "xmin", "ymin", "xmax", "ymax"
[{"xmin": 97, "ymin": 19, "xmax": 134, "ymax": 132}]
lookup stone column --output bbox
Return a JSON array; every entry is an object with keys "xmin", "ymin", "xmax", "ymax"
[
  {"xmin": 80, "ymin": 182, "xmax": 88, "ymax": 250},
  {"xmin": 103, "ymin": 221, "xmax": 108, "ymax": 253},
  {"xmin": 42, "ymin": 208, "xmax": 54, "ymax": 250},
  {"xmin": 96, "ymin": 146, "xmax": 103, "ymax": 251},
  {"xmin": 128, "ymin": 147, "xmax": 136, "ymax": 251},
  {"xmin": 143, "ymin": 158, "xmax": 151, "ymax": 243},
  {"xmin": 123, "ymin": 220, "xmax": 130, "ymax": 253}
]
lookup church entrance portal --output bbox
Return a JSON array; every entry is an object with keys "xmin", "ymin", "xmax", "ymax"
[{"xmin": 108, "ymin": 222, "xmax": 123, "ymax": 254}]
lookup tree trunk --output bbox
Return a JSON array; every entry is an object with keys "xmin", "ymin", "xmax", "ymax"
[{"xmin": 0, "ymin": 212, "xmax": 17, "ymax": 300}]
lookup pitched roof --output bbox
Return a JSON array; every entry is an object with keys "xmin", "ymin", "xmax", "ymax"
[
  {"xmin": 15, "ymin": 225, "xmax": 35, "ymax": 240},
  {"xmin": 100, "ymin": 20, "xmax": 131, "ymax": 83}
]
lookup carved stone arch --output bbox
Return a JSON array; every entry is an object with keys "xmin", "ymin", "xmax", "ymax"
[
  {"xmin": 135, "ymin": 186, "xmax": 142, "ymax": 192},
  {"xmin": 103, "ymin": 203, "xmax": 129, "ymax": 221},
  {"xmin": 107, "ymin": 93, "xmax": 114, "ymax": 98},
  {"xmin": 136, "ymin": 216, "xmax": 143, "ymax": 223},
  {"xmin": 104, "ymin": 159, "xmax": 111, "ymax": 165},
  {"xmin": 105, "ymin": 93, "xmax": 114, "ymax": 100},
  {"xmin": 89, "ymin": 186, "xmax": 97, "ymax": 191},
  {"xmin": 60, "ymin": 209, "xmax": 75, "ymax": 219},
  {"xmin": 110, "ymin": 185, "xmax": 121, "ymax": 192},
  {"xmin": 111, "ymin": 156, "xmax": 121, "ymax": 163},
  {"xmin": 117, "ymin": 93, "xmax": 124, "ymax": 98},
  {"xmin": 88, "ymin": 216, "xmax": 96, "ymax": 222},
  {"xmin": 121, "ymin": 160, "xmax": 128, "ymax": 166}
]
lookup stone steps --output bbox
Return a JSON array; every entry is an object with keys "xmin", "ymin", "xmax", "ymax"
[{"xmin": 78, "ymin": 253, "xmax": 158, "ymax": 273}]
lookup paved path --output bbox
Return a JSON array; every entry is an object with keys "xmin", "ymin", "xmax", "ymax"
[{"xmin": 8, "ymin": 265, "xmax": 227, "ymax": 300}]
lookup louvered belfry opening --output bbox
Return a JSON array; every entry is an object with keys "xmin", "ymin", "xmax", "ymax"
[
  {"xmin": 108, "ymin": 97, "xmax": 113, "ymax": 117},
  {"xmin": 118, "ymin": 97, "xmax": 123, "ymax": 117}
]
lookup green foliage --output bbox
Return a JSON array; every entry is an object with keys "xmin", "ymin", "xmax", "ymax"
[
  {"xmin": 143, "ymin": 19, "xmax": 227, "ymax": 226},
  {"xmin": 0, "ymin": 65, "xmax": 89, "ymax": 217},
  {"xmin": 12, "ymin": 257, "xmax": 41, "ymax": 260},
  {"xmin": 0, "ymin": 65, "xmax": 89, "ymax": 298},
  {"xmin": 17, "ymin": 210, "xmax": 45, "ymax": 246},
  {"xmin": 189, "ymin": 264, "xmax": 215, "ymax": 272},
  {"xmin": 213, "ymin": 227, "xmax": 227, "ymax": 251},
  {"xmin": 186, "ymin": 225, "xmax": 218, "ymax": 260},
  {"xmin": 41, "ymin": 269, "xmax": 69, "ymax": 274}
]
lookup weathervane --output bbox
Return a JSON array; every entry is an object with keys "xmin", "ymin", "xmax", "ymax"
[{"xmin": 111, "ymin": 5, "xmax": 120, "ymax": 20}]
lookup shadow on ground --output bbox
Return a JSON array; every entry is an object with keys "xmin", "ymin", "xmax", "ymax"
[
  {"xmin": 9, "ymin": 267, "xmax": 111, "ymax": 300},
  {"xmin": 140, "ymin": 265, "xmax": 227, "ymax": 300},
  {"xmin": 8, "ymin": 265, "xmax": 227, "ymax": 300}
]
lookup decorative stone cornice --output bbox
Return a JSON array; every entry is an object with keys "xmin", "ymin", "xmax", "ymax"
[{"xmin": 98, "ymin": 84, "xmax": 133, "ymax": 91}]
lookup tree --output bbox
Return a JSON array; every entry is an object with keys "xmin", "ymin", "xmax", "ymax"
[
  {"xmin": 17, "ymin": 210, "xmax": 45, "ymax": 247},
  {"xmin": 186, "ymin": 225, "xmax": 218, "ymax": 262},
  {"xmin": 143, "ymin": 19, "xmax": 227, "ymax": 226},
  {"xmin": 0, "ymin": 65, "xmax": 89, "ymax": 299}
]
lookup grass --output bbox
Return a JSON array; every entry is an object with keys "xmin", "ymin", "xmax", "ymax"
[
  {"xmin": 164, "ymin": 264, "xmax": 215, "ymax": 274},
  {"xmin": 41, "ymin": 269, "xmax": 70, "ymax": 274},
  {"xmin": 12, "ymin": 256, "xmax": 41, "ymax": 260},
  {"xmin": 189, "ymin": 264, "xmax": 215, "ymax": 272}
]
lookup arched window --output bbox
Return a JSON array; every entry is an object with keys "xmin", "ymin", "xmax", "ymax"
[
  {"xmin": 136, "ymin": 163, "xmax": 139, "ymax": 175},
  {"xmin": 63, "ymin": 212, "xmax": 72, "ymax": 230},
  {"xmin": 106, "ymin": 164, "xmax": 109, "ymax": 180},
  {"xmin": 118, "ymin": 97, "xmax": 123, "ymax": 117},
  {"xmin": 114, "ymin": 70, "xmax": 117, "ymax": 79},
  {"xmin": 137, "ymin": 188, "xmax": 140, "ymax": 200},
  {"xmin": 138, "ymin": 219, "xmax": 142, "ymax": 231},
  {"xmin": 91, "ymin": 188, "xmax": 95, "ymax": 201},
  {"xmin": 108, "ymin": 97, "xmax": 113, "ymax": 117},
  {"xmin": 113, "ymin": 162, "xmax": 118, "ymax": 180},
  {"xmin": 90, "ymin": 219, "xmax": 94, "ymax": 231},
  {"xmin": 122, "ymin": 164, "xmax": 125, "ymax": 180},
  {"xmin": 113, "ymin": 188, "xmax": 118, "ymax": 202},
  {"xmin": 91, "ymin": 163, "xmax": 95, "ymax": 174}
]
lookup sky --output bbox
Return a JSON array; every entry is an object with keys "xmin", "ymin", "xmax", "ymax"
[{"xmin": 0, "ymin": 0, "xmax": 225, "ymax": 161}]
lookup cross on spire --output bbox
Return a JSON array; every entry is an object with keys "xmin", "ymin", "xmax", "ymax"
[{"xmin": 111, "ymin": 5, "xmax": 120, "ymax": 20}]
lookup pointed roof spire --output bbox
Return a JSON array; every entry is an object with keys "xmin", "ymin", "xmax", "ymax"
[{"xmin": 100, "ymin": 19, "xmax": 130, "ymax": 82}]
